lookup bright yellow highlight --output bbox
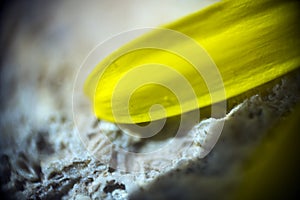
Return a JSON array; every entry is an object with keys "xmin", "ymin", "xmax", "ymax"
[{"xmin": 84, "ymin": 0, "xmax": 300, "ymax": 123}]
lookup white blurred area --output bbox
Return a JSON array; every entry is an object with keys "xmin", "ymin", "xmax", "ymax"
[{"xmin": 48, "ymin": 0, "xmax": 219, "ymax": 63}]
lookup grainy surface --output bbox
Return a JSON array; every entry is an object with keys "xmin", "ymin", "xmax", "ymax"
[
  {"xmin": 1, "ymin": 70, "xmax": 299, "ymax": 200},
  {"xmin": 1, "ymin": 1, "xmax": 300, "ymax": 200}
]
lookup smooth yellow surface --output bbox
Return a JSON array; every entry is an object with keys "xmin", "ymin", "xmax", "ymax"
[{"xmin": 84, "ymin": 0, "xmax": 300, "ymax": 123}]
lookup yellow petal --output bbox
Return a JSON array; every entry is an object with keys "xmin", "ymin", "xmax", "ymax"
[{"xmin": 84, "ymin": 0, "xmax": 300, "ymax": 123}]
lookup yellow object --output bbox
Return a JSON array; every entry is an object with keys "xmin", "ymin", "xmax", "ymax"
[{"xmin": 84, "ymin": 0, "xmax": 300, "ymax": 123}]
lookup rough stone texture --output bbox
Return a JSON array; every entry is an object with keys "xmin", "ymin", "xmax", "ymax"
[
  {"xmin": 1, "ymin": 1, "xmax": 300, "ymax": 200},
  {"xmin": 1, "ymin": 71, "xmax": 299, "ymax": 200}
]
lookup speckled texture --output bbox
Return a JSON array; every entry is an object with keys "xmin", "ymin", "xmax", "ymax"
[
  {"xmin": 1, "ymin": 67, "xmax": 299, "ymax": 199},
  {"xmin": 1, "ymin": 1, "xmax": 300, "ymax": 200}
]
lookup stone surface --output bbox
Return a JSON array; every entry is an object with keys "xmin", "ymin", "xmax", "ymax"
[{"xmin": 1, "ymin": 67, "xmax": 299, "ymax": 199}]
